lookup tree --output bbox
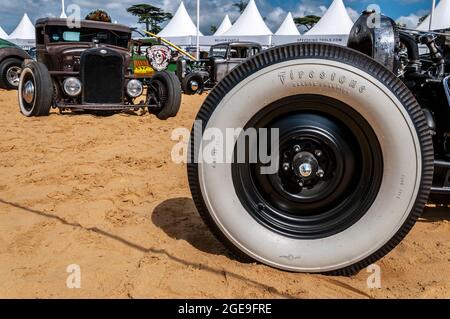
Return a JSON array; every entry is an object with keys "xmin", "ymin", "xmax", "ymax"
[
  {"xmin": 126, "ymin": 4, "xmax": 172, "ymax": 33},
  {"xmin": 233, "ymin": 1, "xmax": 248, "ymax": 14},
  {"xmin": 210, "ymin": 25, "xmax": 218, "ymax": 34},
  {"xmin": 294, "ymin": 15, "xmax": 321, "ymax": 31}
]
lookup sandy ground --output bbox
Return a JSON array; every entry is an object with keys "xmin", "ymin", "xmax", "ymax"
[{"xmin": 0, "ymin": 88, "xmax": 449, "ymax": 299}]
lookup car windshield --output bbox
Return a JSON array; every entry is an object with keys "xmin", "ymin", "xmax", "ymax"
[
  {"xmin": 210, "ymin": 45, "xmax": 228, "ymax": 58},
  {"xmin": 46, "ymin": 26, "xmax": 130, "ymax": 48},
  {"xmin": 229, "ymin": 46, "xmax": 260, "ymax": 59}
]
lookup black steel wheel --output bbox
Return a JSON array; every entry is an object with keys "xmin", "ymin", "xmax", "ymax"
[
  {"xmin": 0, "ymin": 58, "xmax": 23, "ymax": 90},
  {"xmin": 232, "ymin": 95, "xmax": 383, "ymax": 239},
  {"xmin": 182, "ymin": 73, "xmax": 204, "ymax": 95}
]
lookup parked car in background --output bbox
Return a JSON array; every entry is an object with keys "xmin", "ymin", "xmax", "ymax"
[
  {"xmin": 0, "ymin": 38, "xmax": 32, "ymax": 90},
  {"xmin": 18, "ymin": 18, "xmax": 181, "ymax": 119},
  {"xmin": 177, "ymin": 42, "xmax": 262, "ymax": 95}
]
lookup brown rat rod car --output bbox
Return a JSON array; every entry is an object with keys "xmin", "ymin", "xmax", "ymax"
[{"xmin": 18, "ymin": 18, "xmax": 181, "ymax": 119}]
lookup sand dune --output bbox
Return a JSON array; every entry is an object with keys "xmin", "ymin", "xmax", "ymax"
[{"xmin": 0, "ymin": 88, "xmax": 449, "ymax": 298}]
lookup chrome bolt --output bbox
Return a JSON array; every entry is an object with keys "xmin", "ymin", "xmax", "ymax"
[
  {"xmin": 293, "ymin": 145, "xmax": 301, "ymax": 153},
  {"xmin": 315, "ymin": 150, "xmax": 323, "ymax": 157},
  {"xmin": 317, "ymin": 169, "xmax": 325, "ymax": 178},
  {"xmin": 282, "ymin": 163, "xmax": 290, "ymax": 171},
  {"xmin": 299, "ymin": 181, "xmax": 304, "ymax": 187}
]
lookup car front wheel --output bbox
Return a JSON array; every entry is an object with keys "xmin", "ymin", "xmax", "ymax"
[
  {"xmin": 187, "ymin": 43, "xmax": 434, "ymax": 275},
  {"xmin": 18, "ymin": 61, "xmax": 53, "ymax": 117}
]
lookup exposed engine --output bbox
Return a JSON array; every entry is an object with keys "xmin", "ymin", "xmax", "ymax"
[{"xmin": 348, "ymin": 11, "xmax": 450, "ymax": 194}]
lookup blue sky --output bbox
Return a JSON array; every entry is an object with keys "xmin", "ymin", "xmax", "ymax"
[{"xmin": 0, "ymin": 0, "xmax": 434, "ymax": 35}]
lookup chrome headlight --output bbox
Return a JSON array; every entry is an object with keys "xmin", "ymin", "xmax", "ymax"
[
  {"xmin": 126, "ymin": 79, "xmax": 143, "ymax": 98},
  {"xmin": 63, "ymin": 77, "xmax": 82, "ymax": 97}
]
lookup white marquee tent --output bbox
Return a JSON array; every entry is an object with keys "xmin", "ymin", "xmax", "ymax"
[
  {"xmin": 214, "ymin": 15, "xmax": 232, "ymax": 36},
  {"xmin": 0, "ymin": 26, "xmax": 8, "ymax": 39},
  {"xmin": 8, "ymin": 13, "xmax": 35, "ymax": 40},
  {"xmin": 275, "ymin": 12, "xmax": 300, "ymax": 35},
  {"xmin": 223, "ymin": 0, "xmax": 272, "ymax": 36},
  {"xmin": 158, "ymin": 1, "xmax": 203, "ymax": 37},
  {"xmin": 305, "ymin": 0, "xmax": 354, "ymax": 35},
  {"xmin": 417, "ymin": 0, "xmax": 450, "ymax": 31}
]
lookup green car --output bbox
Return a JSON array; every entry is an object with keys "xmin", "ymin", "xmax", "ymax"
[
  {"xmin": 130, "ymin": 38, "xmax": 177, "ymax": 79},
  {"xmin": 0, "ymin": 38, "xmax": 32, "ymax": 90}
]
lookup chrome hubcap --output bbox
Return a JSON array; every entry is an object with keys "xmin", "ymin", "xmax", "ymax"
[
  {"xmin": 299, "ymin": 163, "xmax": 313, "ymax": 178},
  {"xmin": 22, "ymin": 80, "xmax": 35, "ymax": 104},
  {"xmin": 6, "ymin": 66, "xmax": 21, "ymax": 87},
  {"xmin": 190, "ymin": 80, "xmax": 199, "ymax": 92}
]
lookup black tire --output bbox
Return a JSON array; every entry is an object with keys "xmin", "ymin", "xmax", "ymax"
[
  {"xmin": 187, "ymin": 43, "xmax": 434, "ymax": 275},
  {"xmin": 182, "ymin": 73, "xmax": 204, "ymax": 95},
  {"xmin": 18, "ymin": 61, "xmax": 53, "ymax": 117},
  {"xmin": 148, "ymin": 71, "xmax": 182, "ymax": 120},
  {"xmin": 0, "ymin": 58, "xmax": 23, "ymax": 90}
]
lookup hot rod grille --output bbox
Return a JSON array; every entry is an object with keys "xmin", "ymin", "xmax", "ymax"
[{"xmin": 81, "ymin": 49, "xmax": 124, "ymax": 104}]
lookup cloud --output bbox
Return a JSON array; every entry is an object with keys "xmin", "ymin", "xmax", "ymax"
[
  {"xmin": 396, "ymin": 14, "xmax": 419, "ymax": 28},
  {"xmin": 346, "ymin": 7, "xmax": 360, "ymax": 22},
  {"xmin": 0, "ymin": 0, "xmax": 431, "ymax": 36}
]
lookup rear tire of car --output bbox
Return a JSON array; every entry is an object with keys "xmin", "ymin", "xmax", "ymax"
[
  {"xmin": 149, "ymin": 71, "xmax": 182, "ymax": 120},
  {"xmin": 18, "ymin": 61, "xmax": 53, "ymax": 117},
  {"xmin": 187, "ymin": 43, "xmax": 434, "ymax": 275},
  {"xmin": 182, "ymin": 73, "xmax": 204, "ymax": 95},
  {"xmin": 0, "ymin": 58, "xmax": 23, "ymax": 90}
]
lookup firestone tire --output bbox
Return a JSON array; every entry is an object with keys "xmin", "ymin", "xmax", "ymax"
[
  {"xmin": 150, "ymin": 71, "xmax": 182, "ymax": 120},
  {"xmin": 0, "ymin": 58, "xmax": 23, "ymax": 90},
  {"xmin": 18, "ymin": 61, "xmax": 52, "ymax": 117},
  {"xmin": 187, "ymin": 43, "xmax": 434, "ymax": 275}
]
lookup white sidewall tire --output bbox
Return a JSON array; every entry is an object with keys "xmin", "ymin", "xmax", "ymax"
[
  {"xmin": 197, "ymin": 58, "xmax": 425, "ymax": 273},
  {"xmin": 18, "ymin": 67, "xmax": 35, "ymax": 117}
]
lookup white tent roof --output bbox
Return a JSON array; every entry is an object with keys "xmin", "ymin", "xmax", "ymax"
[
  {"xmin": 275, "ymin": 12, "xmax": 300, "ymax": 35},
  {"xmin": 417, "ymin": 0, "xmax": 450, "ymax": 31},
  {"xmin": 0, "ymin": 26, "xmax": 8, "ymax": 39},
  {"xmin": 8, "ymin": 13, "xmax": 35, "ymax": 40},
  {"xmin": 223, "ymin": 0, "xmax": 272, "ymax": 36},
  {"xmin": 158, "ymin": 2, "xmax": 203, "ymax": 37},
  {"xmin": 305, "ymin": 0, "xmax": 354, "ymax": 35},
  {"xmin": 214, "ymin": 15, "xmax": 232, "ymax": 36}
]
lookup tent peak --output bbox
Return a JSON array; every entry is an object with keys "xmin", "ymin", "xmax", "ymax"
[
  {"xmin": 275, "ymin": 12, "xmax": 300, "ymax": 36},
  {"xmin": 8, "ymin": 13, "xmax": 35, "ymax": 40},
  {"xmin": 214, "ymin": 15, "xmax": 232, "ymax": 36},
  {"xmin": 305, "ymin": 0, "xmax": 353, "ymax": 36},
  {"xmin": 158, "ymin": 1, "xmax": 203, "ymax": 37},
  {"xmin": 223, "ymin": 0, "xmax": 272, "ymax": 36}
]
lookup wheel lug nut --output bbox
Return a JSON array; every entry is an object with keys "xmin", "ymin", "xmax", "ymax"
[
  {"xmin": 317, "ymin": 169, "xmax": 325, "ymax": 178},
  {"xmin": 315, "ymin": 150, "xmax": 323, "ymax": 157},
  {"xmin": 299, "ymin": 181, "xmax": 304, "ymax": 187},
  {"xmin": 282, "ymin": 163, "xmax": 290, "ymax": 171},
  {"xmin": 293, "ymin": 145, "xmax": 301, "ymax": 153}
]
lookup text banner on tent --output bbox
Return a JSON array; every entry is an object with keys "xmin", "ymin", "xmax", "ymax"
[{"xmin": 271, "ymin": 35, "xmax": 349, "ymax": 46}]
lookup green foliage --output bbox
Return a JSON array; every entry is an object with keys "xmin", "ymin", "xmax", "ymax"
[
  {"xmin": 233, "ymin": 1, "xmax": 248, "ymax": 14},
  {"xmin": 294, "ymin": 15, "xmax": 321, "ymax": 31},
  {"xmin": 127, "ymin": 4, "xmax": 173, "ymax": 33}
]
